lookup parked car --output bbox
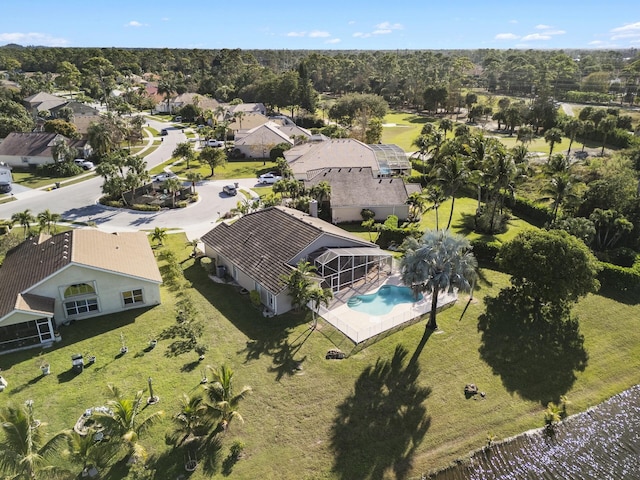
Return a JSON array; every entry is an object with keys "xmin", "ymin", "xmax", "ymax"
[
  {"xmin": 258, "ymin": 172, "xmax": 283, "ymax": 184},
  {"xmin": 160, "ymin": 129, "xmax": 168, "ymax": 136},
  {"xmin": 222, "ymin": 184, "xmax": 237, "ymax": 196},
  {"xmin": 153, "ymin": 172, "xmax": 178, "ymax": 182},
  {"xmin": 205, "ymin": 139, "xmax": 225, "ymax": 147},
  {"xmin": 74, "ymin": 159, "xmax": 94, "ymax": 170},
  {"xmin": 173, "ymin": 115, "xmax": 182, "ymax": 122}
]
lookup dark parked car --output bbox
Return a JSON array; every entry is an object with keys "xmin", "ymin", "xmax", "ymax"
[{"xmin": 222, "ymin": 184, "xmax": 237, "ymax": 196}]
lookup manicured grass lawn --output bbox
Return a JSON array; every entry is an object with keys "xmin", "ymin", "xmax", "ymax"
[
  {"xmin": 381, "ymin": 112, "xmax": 436, "ymax": 151},
  {"xmin": 150, "ymin": 158, "xmax": 278, "ymax": 181},
  {"xmin": 11, "ymin": 169, "xmax": 80, "ymax": 189},
  {"xmin": 2, "ymin": 230, "xmax": 638, "ymax": 479}
]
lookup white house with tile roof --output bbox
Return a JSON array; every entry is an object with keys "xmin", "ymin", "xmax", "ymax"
[
  {"xmin": 201, "ymin": 206, "xmax": 391, "ymax": 315},
  {"xmin": 0, "ymin": 230, "xmax": 162, "ymax": 354}
]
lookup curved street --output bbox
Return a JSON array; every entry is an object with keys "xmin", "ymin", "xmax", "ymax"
[{"xmin": 0, "ymin": 117, "xmax": 260, "ymax": 240}]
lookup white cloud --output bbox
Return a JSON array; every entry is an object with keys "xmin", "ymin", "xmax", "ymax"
[
  {"xmin": 325, "ymin": 38, "xmax": 341, "ymax": 44},
  {"xmin": 309, "ymin": 30, "xmax": 330, "ymax": 38},
  {"xmin": 588, "ymin": 40, "xmax": 604, "ymax": 45},
  {"xmin": 375, "ymin": 22, "xmax": 403, "ymax": 31},
  {"xmin": 495, "ymin": 33, "xmax": 519, "ymax": 40},
  {"xmin": 536, "ymin": 24, "xmax": 552, "ymax": 30},
  {"xmin": 509, "ymin": 19, "xmax": 518, "ymax": 24},
  {"xmin": 545, "ymin": 29, "xmax": 566, "ymax": 36},
  {"xmin": 353, "ymin": 32, "xmax": 368, "ymax": 38},
  {"xmin": 610, "ymin": 21, "xmax": 640, "ymax": 41},
  {"xmin": 521, "ymin": 33, "xmax": 551, "ymax": 41},
  {"xmin": 125, "ymin": 21, "xmax": 146, "ymax": 27},
  {"xmin": 372, "ymin": 29, "xmax": 392, "ymax": 35},
  {"xmin": 287, "ymin": 31, "xmax": 306, "ymax": 37},
  {"xmin": 348, "ymin": 20, "xmax": 356, "ymax": 25},
  {"xmin": 0, "ymin": 32, "xmax": 69, "ymax": 47}
]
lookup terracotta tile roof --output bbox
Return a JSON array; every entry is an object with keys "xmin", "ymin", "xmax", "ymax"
[
  {"xmin": 0, "ymin": 230, "xmax": 161, "ymax": 320},
  {"xmin": 202, "ymin": 206, "xmax": 372, "ymax": 294}
]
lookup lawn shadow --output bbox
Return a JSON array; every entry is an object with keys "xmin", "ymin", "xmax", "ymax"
[
  {"xmin": 598, "ymin": 285, "xmax": 640, "ymax": 306},
  {"xmin": 331, "ymin": 344, "xmax": 431, "ymax": 480},
  {"xmin": 478, "ymin": 287, "xmax": 588, "ymax": 404},
  {"xmin": 267, "ymin": 327, "xmax": 313, "ymax": 381}
]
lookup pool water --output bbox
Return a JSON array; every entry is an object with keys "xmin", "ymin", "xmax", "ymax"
[{"xmin": 347, "ymin": 285, "xmax": 422, "ymax": 316}]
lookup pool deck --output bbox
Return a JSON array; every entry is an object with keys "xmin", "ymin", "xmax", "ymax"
[{"xmin": 317, "ymin": 274, "xmax": 458, "ymax": 344}]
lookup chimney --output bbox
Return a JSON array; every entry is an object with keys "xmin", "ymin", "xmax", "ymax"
[{"xmin": 309, "ymin": 199, "xmax": 318, "ymax": 218}]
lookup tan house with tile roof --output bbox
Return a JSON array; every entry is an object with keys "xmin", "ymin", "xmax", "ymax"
[
  {"xmin": 0, "ymin": 230, "xmax": 162, "ymax": 354},
  {"xmin": 201, "ymin": 206, "xmax": 391, "ymax": 315}
]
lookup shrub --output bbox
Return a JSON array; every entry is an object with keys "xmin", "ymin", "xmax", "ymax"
[
  {"xmin": 504, "ymin": 196, "xmax": 552, "ymax": 226},
  {"xmin": 597, "ymin": 261, "xmax": 640, "ymax": 294},
  {"xmin": 597, "ymin": 247, "xmax": 638, "ymax": 268},
  {"xmin": 249, "ymin": 290, "xmax": 261, "ymax": 308},
  {"xmin": 37, "ymin": 161, "xmax": 83, "ymax": 177},
  {"xmin": 377, "ymin": 225, "xmax": 421, "ymax": 249},
  {"xmin": 99, "ymin": 198, "xmax": 124, "ymax": 208},
  {"xmin": 132, "ymin": 204, "xmax": 161, "ymax": 211},
  {"xmin": 200, "ymin": 256, "xmax": 213, "ymax": 273},
  {"xmin": 470, "ymin": 239, "xmax": 502, "ymax": 266},
  {"xmin": 176, "ymin": 200, "xmax": 188, "ymax": 208}
]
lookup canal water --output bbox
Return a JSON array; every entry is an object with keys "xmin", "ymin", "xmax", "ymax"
[{"xmin": 427, "ymin": 385, "xmax": 640, "ymax": 480}]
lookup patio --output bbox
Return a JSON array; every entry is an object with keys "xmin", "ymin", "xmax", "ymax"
[{"xmin": 315, "ymin": 273, "xmax": 458, "ymax": 344}]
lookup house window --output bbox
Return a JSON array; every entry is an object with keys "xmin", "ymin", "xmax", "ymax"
[
  {"xmin": 122, "ymin": 289, "xmax": 144, "ymax": 306},
  {"xmin": 65, "ymin": 298, "xmax": 99, "ymax": 316},
  {"xmin": 64, "ymin": 283, "xmax": 96, "ymax": 298}
]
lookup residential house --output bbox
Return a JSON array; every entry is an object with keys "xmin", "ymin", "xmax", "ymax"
[
  {"xmin": 201, "ymin": 206, "xmax": 391, "ymax": 315},
  {"xmin": 284, "ymin": 138, "xmax": 411, "ymax": 180},
  {"xmin": 23, "ymin": 92, "xmax": 68, "ymax": 116},
  {"xmin": 0, "ymin": 132, "xmax": 91, "ymax": 168},
  {"xmin": 233, "ymin": 121, "xmax": 311, "ymax": 159},
  {"xmin": 225, "ymin": 112, "xmax": 270, "ymax": 135},
  {"xmin": 305, "ymin": 167, "xmax": 420, "ymax": 223},
  {"xmin": 153, "ymin": 92, "xmax": 220, "ymax": 115},
  {"xmin": 0, "ymin": 230, "xmax": 162, "ymax": 354},
  {"xmin": 228, "ymin": 102, "xmax": 267, "ymax": 117}
]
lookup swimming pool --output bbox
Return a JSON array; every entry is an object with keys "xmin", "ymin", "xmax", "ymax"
[{"xmin": 347, "ymin": 284, "xmax": 422, "ymax": 316}]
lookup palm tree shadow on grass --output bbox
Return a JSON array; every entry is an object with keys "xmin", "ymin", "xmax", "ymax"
[
  {"xmin": 331, "ymin": 345, "xmax": 431, "ymax": 480},
  {"xmin": 478, "ymin": 287, "xmax": 588, "ymax": 404},
  {"xmin": 267, "ymin": 328, "xmax": 313, "ymax": 381}
]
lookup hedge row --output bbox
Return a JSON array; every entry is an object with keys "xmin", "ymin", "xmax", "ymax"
[
  {"xmin": 504, "ymin": 196, "xmax": 552, "ymax": 226},
  {"xmin": 597, "ymin": 262, "xmax": 640, "ymax": 294}
]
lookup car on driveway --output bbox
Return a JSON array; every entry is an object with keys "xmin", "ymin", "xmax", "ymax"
[
  {"xmin": 258, "ymin": 172, "xmax": 283, "ymax": 184},
  {"xmin": 74, "ymin": 159, "xmax": 94, "ymax": 170},
  {"xmin": 222, "ymin": 184, "xmax": 237, "ymax": 196},
  {"xmin": 153, "ymin": 172, "xmax": 178, "ymax": 182},
  {"xmin": 205, "ymin": 139, "xmax": 225, "ymax": 147}
]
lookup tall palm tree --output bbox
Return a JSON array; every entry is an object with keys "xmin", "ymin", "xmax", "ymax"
[
  {"xmin": 580, "ymin": 120, "xmax": 595, "ymax": 152},
  {"xmin": 203, "ymin": 365, "xmax": 252, "ymax": 432},
  {"xmin": 562, "ymin": 117, "xmax": 582, "ymax": 156},
  {"xmin": 233, "ymin": 110, "xmax": 245, "ymax": 130},
  {"xmin": 310, "ymin": 181, "xmax": 331, "ymax": 205},
  {"xmin": 157, "ymin": 80, "xmax": 175, "ymax": 115},
  {"xmin": 151, "ymin": 227, "xmax": 167, "ymax": 246},
  {"xmin": 424, "ymin": 185, "xmax": 446, "ymax": 230},
  {"xmin": 435, "ymin": 154, "xmax": 469, "ymax": 229},
  {"xmin": 186, "ymin": 238, "xmax": 200, "ymax": 257},
  {"xmin": 0, "ymin": 400, "xmax": 71, "ymax": 480},
  {"xmin": 37, "ymin": 210, "xmax": 61, "ymax": 235},
  {"xmin": 598, "ymin": 115, "xmax": 618, "ymax": 156},
  {"xmin": 12, "ymin": 209, "xmax": 35, "ymax": 239},
  {"xmin": 544, "ymin": 127, "xmax": 563, "ymax": 160},
  {"xmin": 539, "ymin": 173, "xmax": 578, "ymax": 223},
  {"xmin": 172, "ymin": 142, "xmax": 196, "ymax": 170},
  {"xmin": 400, "ymin": 230, "xmax": 477, "ymax": 330},
  {"xmin": 164, "ymin": 177, "xmax": 183, "ymax": 208},
  {"xmin": 308, "ymin": 286, "xmax": 333, "ymax": 329},
  {"xmin": 439, "ymin": 118, "xmax": 453, "ymax": 137},
  {"xmin": 185, "ymin": 171, "xmax": 203, "ymax": 194},
  {"xmin": 93, "ymin": 384, "xmax": 164, "ymax": 463}
]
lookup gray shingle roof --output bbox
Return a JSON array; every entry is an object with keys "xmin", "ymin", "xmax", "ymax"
[
  {"xmin": 0, "ymin": 133, "xmax": 87, "ymax": 158},
  {"xmin": 201, "ymin": 206, "xmax": 372, "ymax": 294},
  {"xmin": 306, "ymin": 167, "xmax": 410, "ymax": 207}
]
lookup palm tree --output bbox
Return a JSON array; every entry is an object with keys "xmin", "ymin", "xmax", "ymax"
[
  {"xmin": 516, "ymin": 125, "xmax": 534, "ymax": 146},
  {"xmin": 439, "ymin": 118, "xmax": 453, "ymax": 137},
  {"xmin": 598, "ymin": 115, "xmax": 618, "ymax": 156},
  {"xmin": 12, "ymin": 209, "xmax": 35, "ymax": 239},
  {"xmin": 185, "ymin": 171, "xmax": 203, "ymax": 194},
  {"xmin": 64, "ymin": 429, "xmax": 119, "ymax": 474},
  {"xmin": 562, "ymin": 117, "xmax": 582, "ymax": 156},
  {"xmin": 157, "ymin": 80, "xmax": 175, "ymax": 115},
  {"xmin": 199, "ymin": 147, "xmax": 227, "ymax": 177},
  {"xmin": 93, "ymin": 384, "xmax": 164, "ymax": 463},
  {"xmin": 171, "ymin": 393, "xmax": 210, "ymax": 446},
  {"xmin": 233, "ymin": 110, "xmax": 245, "ymax": 130},
  {"xmin": 580, "ymin": 120, "xmax": 595, "ymax": 152},
  {"xmin": 424, "ymin": 185, "xmax": 446, "ymax": 230},
  {"xmin": 544, "ymin": 127, "xmax": 563, "ymax": 160},
  {"xmin": 172, "ymin": 142, "xmax": 196, "ymax": 170},
  {"xmin": 539, "ymin": 173, "xmax": 578, "ymax": 223},
  {"xmin": 151, "ymin": 227, "xmax": 167, "ymax": 246},
  {"xmin": 400, "ymin": 230, "xmax": 477, "ymax": 330},
  {"xmin": 164, "ymin": 177, "xmax": 183, "ymax": 208},
  {"xmin": 37, "ymin": 210, "xmax": 61, "ymax": 234},
  {"xmin": 0, "ymin": 400, "xmax": 71, "ymax": 480},
  {"xmin": 310, "ymin": 181, "xmax": 331, "ymax": 205},
  {"xmin": 281, "ymin": 259, "xmax": 318, "ymax": 311},
  {"xmin": 307, "ymin": 286, "xmax": 333, "ymax": 329},
  {"xmin": 203, "ymin": 365, "xmax": 252, "ymax": 432},
  {"xmin": 435, "ymin": 154, "xmax": 469, "ymax": 229},
  {"xmin": 186, "ymin": 238, "xmax": 200, "ymax": 257},
  {"xmin": 51, "ymin": 139, "xmax": 76, "ymax": 164}
]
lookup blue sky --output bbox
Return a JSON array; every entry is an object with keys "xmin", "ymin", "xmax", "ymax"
[{"xmin": 1, "ymin": 1, "xmax": 639, "ymax": 50}]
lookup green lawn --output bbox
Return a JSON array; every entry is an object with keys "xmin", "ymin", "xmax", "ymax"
[
  {"xmin": 11, "ymin": 169, "xmax": 82, "ymax": 190},
  {"xmin": 151, "ymin": 158, "xmax": 278, "ymax": 181},
  {"xmin": 2, "ymin": 231, "xmax": 639, "ymax": 479}
]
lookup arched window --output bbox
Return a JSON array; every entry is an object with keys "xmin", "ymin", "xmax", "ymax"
[{"xmin": 64, "ymin": 283, "xmax": 95, "ymax": 298}]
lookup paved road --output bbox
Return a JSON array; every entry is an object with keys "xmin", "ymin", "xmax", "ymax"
[{"xmin": 0, "ymin": 117, "xmax": 260, "ymax": 240}]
